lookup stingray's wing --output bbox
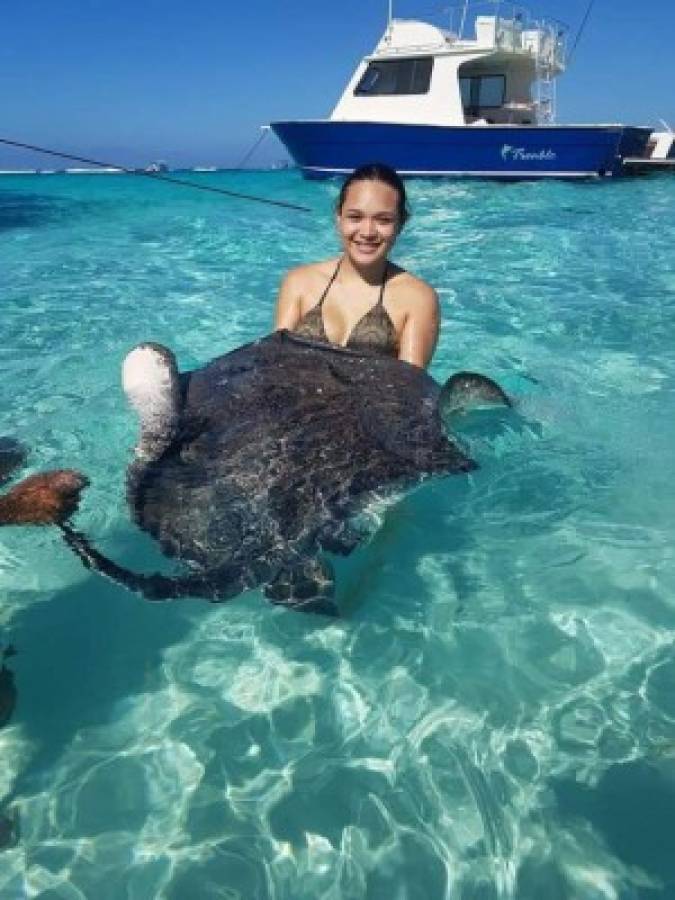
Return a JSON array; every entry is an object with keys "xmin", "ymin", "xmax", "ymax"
[
  {"xmin": 351, "ymin": 360, "xmax": 477, "ymax": 476},
  {"xmin": 439, "ymin": 371, "xmax": 511, "ymax": 419}
]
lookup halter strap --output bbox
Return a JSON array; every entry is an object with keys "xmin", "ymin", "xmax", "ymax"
[
  {"xmin": 317, "ymin": 258, "xmax": 342, "ymax": 307},
  {"xmin": 377, "ymin": 262, "xmax": 390, "ymax": 306}
]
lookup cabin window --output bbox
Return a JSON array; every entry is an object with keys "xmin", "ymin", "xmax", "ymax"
[
  {"xmin": 459, "ymin": 74, "xmax": 506, "ymax": 111},
  {"xmin": 355, "ymin": 58, "xmax": 433, "ymax": 96}
]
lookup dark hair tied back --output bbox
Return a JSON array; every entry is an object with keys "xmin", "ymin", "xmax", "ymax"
[{"xmin": 336, "ymin": 163, "xmax": 410, "ymax": 228}]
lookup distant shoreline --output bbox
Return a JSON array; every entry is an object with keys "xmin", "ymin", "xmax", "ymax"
[{"xmin": 0, "ymin": 164, "xmax": 291, "ymax": 176}]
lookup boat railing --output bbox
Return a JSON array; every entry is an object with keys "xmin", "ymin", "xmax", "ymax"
[
  {"xmin": 374, "ymin": 38, "xmax": 453, "ymax": 57},
  {"xmin": 447, "ymin": 1, "xmax": 568, "ymax": 66},
  {"xmin": 379, "ymin": 4, "xmax": 567, "ymax": 69}
]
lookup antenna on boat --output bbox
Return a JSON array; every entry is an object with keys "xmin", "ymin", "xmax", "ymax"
[
  {"xmin": 458, "ymin": 0, "xmax": 470, "ymax": 39},
  {"xmin": 568, "ymin": 0, "xmax": 596, "ymax": 66},
  {"xmin": 387, "ymin": 0, "xmax": 394, "ymax": 28}
]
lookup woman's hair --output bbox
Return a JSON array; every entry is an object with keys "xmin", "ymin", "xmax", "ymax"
[{"xmin": 336, "ymin": 163, "xmax": 410, "ymax": 228}]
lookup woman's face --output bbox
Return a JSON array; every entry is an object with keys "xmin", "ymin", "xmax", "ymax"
[{"xmin": 336, "ymin": 179, "xmax": 401, "ymax": 268}]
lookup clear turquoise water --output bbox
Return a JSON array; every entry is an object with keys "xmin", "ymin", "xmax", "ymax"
[{"xmin": 1, "ymin": 170, "xmax": 675, "ymax": 899}]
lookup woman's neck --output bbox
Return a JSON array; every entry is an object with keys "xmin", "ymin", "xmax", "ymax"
[{"xmin": 339, "ymin": 254, "xmax": 388, "ymax": 287}]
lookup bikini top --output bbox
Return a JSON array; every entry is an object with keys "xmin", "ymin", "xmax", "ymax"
[{"xmin": 293, "ymin": 258, "xmax": 398, "ymax": 357}]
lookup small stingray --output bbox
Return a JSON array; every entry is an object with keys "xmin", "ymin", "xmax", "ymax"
[
  {"xmin": 0, "ymin": 806, "xmax": 18, "ymax": 851},
  {"xmin": 0, "ymin": 647, "xmax": 19, "ymax": 853},
  {"xmin": 0, "ymin": 645, "xmax": 17, "ymax": 729}
]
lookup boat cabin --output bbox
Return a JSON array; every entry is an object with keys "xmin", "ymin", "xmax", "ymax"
[{"xmin": 330, "ymin": 10, "xmax": 566, "ymax": 128}]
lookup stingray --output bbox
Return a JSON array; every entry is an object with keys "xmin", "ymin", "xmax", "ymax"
[
  {"xmin": 0, "ymin": 644, "xmax": 19, "ymax": 851},
  {"xmin": 0, "ymin": 644, "xmax": 17, "ymax": 730},
  {"xmin": 0, "ymin": 331, "xmax": 509, "ymax": 614}
]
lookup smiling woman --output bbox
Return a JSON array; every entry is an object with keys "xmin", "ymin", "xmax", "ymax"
[{"xmin": 274, "ymin": 163, "xmax": 440, "ymax": 368}]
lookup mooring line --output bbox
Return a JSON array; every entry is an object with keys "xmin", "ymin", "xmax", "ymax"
[
  {"xmin": 0, "ymin": 137, "xmax": 311, "ymax": 213},
  {"xmin": 234, "ymin": 126, "xmax": 271, "ymax": 171}
]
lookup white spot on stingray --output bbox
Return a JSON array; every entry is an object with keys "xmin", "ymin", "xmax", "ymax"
[{"xmin": 122, "ymin": 345, "xmax": 177, "ymax": 458}]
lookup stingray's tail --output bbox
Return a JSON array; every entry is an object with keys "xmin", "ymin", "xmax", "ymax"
[
  {"xmin": 0, "ymin": 461, "xmax": 206, "ymax": 601},
  {"xmin": 58, "ymin": 523, "xmax": 240, "ymax": 602},
  {"xmin": 58, "ymin": 526, "xmax": 338, "ymax": 614}
]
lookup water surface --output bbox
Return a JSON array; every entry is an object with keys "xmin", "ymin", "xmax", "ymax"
[{"xmin": 1, "ymin": 170, "xmax": 675, "ymax": 898}]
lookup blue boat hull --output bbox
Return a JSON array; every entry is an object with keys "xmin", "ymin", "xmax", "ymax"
[{"xmin": 270, "ymin": 121, "xmax": 651, "ymax": 180}]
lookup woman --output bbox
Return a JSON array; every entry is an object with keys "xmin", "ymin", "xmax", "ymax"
[{"xmin": 275, "ymin": 164, "xmax": 439, "ymax": 368}]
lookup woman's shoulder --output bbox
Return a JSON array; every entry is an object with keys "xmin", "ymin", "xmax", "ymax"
[
  {"xmin": 280, "ymin": 258, "xmax": 340, "ymax": 294},
  {"xmin": 388, "ymin": 265, "xmax": 439, "ymax": 311}
]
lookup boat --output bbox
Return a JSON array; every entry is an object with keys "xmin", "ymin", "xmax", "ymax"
[
  {"xmin": 270, "ymin": 1, "xmax": 651, "ymax": 180},
  {"xmin": 144, "ymin": 160, "xmax": 169, "ymax": 174},
  {"xmin": 622, "ymin": 125, "xmax": 675, "ymax": 175}
]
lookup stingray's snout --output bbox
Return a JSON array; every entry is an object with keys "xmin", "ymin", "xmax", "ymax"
[{"xmin": 0, "ymin": 470, "xmax": 88, "ymax": 526}]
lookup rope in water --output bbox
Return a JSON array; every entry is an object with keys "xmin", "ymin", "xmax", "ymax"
[{"xmin": 0, "ymin": 137, "xmax": 311, "ymax": 213}]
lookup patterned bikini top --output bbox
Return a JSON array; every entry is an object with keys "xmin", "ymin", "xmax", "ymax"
[{"xmin": 293, "ymin": 259, "xmax": 398, "ymax": 357}]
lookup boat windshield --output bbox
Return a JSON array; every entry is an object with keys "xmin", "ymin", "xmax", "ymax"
[{"xmin": 355, "ymin": 58, "xmax": 433, "ymax": 96}]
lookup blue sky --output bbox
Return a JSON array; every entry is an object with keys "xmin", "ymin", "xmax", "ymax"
[{"xmin": 2, "ymin": 0, "xmax": 673, "ymax": 169}]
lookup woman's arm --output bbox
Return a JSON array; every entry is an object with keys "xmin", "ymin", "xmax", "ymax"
[
  {"xmin": 274, "ymin": 269, "xmax": 303, "ymax": 331},
  {"xmin": 397, "ymin": 284, "xmax": 440, "ymax": 368}
]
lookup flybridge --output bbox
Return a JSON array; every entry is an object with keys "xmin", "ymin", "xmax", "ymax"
[
  {"xmin": 270, "ymin": 2, "xmax": 651, "ymax": 180},
  {"xmin": 330, "ymin": 7, "xmax": 566, "ymax": 127}
]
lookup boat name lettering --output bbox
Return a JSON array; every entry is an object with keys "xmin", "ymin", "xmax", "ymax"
[{"xmin": 500, "ymin": 144, "xmax": 557, "ymax": 162}]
